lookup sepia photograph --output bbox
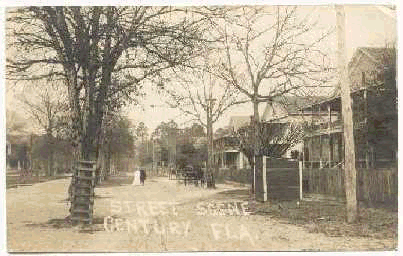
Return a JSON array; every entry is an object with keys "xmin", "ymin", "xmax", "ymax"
[{"xmin": 2, "ymin": 1, "xmax": 398, "ymax": 253}]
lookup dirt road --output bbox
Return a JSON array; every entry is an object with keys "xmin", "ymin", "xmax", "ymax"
[{"xmin": 6, "ymin": 176, "xmax": 396, "ymax": 252}]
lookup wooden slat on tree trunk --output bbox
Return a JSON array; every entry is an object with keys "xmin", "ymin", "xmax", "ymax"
[{"xmin": 71, "ymin": 160, "xmax": 96, "ymax": 225}]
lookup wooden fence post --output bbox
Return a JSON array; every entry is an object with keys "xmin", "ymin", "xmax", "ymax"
[
  {"xmin": 263, "ymin": 157, "xmax": 267, "ymax": 202},
  {"xmin": 299, "ymin": 160, "xmax": 303, "ymax": 201}
]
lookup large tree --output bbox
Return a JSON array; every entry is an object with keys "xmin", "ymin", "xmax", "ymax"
[
  {"xmin": 7, "ymin": 6, "xmax": 215, "ymax": 163},
  {"xmin": 211, "ymin": 6, "xmax": 332, "ymax": 197}
]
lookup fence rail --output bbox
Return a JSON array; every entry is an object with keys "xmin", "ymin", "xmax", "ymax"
[
  {"xmin": 303, "ymin": 167, "xmax": 397, "ymax": 207},
  {"xmin": 213, "ymin": 167, "xmax": 251, "ymax": 184},
  {"xmin": 304, "ymin": 159, "xmax": 394, "ymax": 169}
]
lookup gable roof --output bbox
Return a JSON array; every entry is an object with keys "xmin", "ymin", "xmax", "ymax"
[
  {"xmin": 229, "ymin": 116, "xmax": 251, "ymax": 131},
  {"xmin": 274, "ymin": 96, "xmax": 327, "ymax": 113},
  {"xmin": 7, "ymin": 134, "xmax": 31, "ymax": 145},
  {"xmin": 262, "ymin": 96, "xmax": 327, "ymax": 121},
  {"xmin": 348, "ymin": 47, "xmax": 395, "ymax": 72},
  {"xmin": 213, "ymin": 126, "xmax": 233, "ymax": 140}
]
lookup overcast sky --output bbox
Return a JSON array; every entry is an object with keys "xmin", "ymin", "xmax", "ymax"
[
  {"xmin": 123, "ymin": 5, "xmax": 397, "ymax": 133},
  {"xmin": 2, "ymin": 3, "xmax": 397, "ymax": 135}
]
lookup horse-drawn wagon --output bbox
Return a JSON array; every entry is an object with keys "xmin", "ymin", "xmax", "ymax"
[{"xmin": 176, "ymin": 165, "xmax": 215, "ymax": 188}]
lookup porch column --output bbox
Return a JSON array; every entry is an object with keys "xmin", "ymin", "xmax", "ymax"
[
  {"xmin": 309, "ymin": 136, "xmax": 313, "ymax": 169},
  {"xmin": 262, "ymin": 156, "xmax": 267, "ymax": 202},
  {"xmin": 319, "ymin": 104, "xmax": 323, "ymax": 168},
  {"xmin": 328, "ymin": 104, "xmax": 332, "ymax": 167},
  {"xmin": 302, "ymin": 139, "xmax": 305, "ymax": 169},
  {"xmin": 364, "ymin": 88, "xmax": 370, "ymax": 169},
  {"xmin": 301, "ymin": 108, "xmax": 305, "ymax": 169},
  {"xmin": 239, "ymin": 152, "xmax": 243, "ymax": 169}
]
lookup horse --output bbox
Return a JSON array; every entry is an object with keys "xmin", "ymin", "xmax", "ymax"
[{"xmin": 168, "ymin": 168, "xmax": 176, "ymax": 180}]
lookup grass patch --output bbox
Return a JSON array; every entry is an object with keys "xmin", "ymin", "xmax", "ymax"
[
  {"xmin": 6, "ymin": 175, "xmax": 67, "ymax": 189},
  {"xmin": 96, "ymin": 174, "xmax": 134, "ymax": 187},
  {"xmin": 255, "ymin": 194, "xmax": 397, "ymax": 240}
]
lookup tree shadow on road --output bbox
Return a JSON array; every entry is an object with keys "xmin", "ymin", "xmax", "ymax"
[
  {"xmin": 206, "ymin": 188, "xmax": 251, "ymax": 201},
  {"xmin": 96, "ymin": 175, "xmax": 134, "ymax": 188},
  {"xmin": 57, "ymin": 195, "xmax": 112, "ymax": 203},
  {"xmin": 24, "ymin": 216, "xmax": 105, "ymax": 233}
]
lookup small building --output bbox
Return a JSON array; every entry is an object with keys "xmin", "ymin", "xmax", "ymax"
[
  {"xmin": 213, "ymin": 120, "xmax": 250, "ymax": 170},
  {"xmin": 213, "ymin": 134, "xmax": 248, "ymax": 170},
  {"xmin": 6, "ymin": 131, "xmax": 31, "ymax": 170}
]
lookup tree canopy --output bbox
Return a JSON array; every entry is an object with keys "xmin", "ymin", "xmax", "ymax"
[{"xmin": 7, "ymin": 6, "xmax": 218, "ymax": 160}]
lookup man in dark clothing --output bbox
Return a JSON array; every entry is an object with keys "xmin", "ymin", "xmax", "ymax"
[{"xmin": 140, "ymin": 169, "xmax": 146, "ymax": 185}]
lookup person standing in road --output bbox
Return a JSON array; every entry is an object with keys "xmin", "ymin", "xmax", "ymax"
[{"xmin": 140, "ymin": 169, "xmax": 146, "ymax": 185}]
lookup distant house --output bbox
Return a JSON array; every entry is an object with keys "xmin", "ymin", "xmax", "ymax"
[
  {"xmin": 260, "ymin": 96, "xmax": 330, "ymax": 159},
  {"xmin": 175, "ymin": 134, "xmax": 207, "ymax": 169},
  {"xmin": 6, "ymin": 131, "xmax": 31, "ymax": 170},
  {"xmin": 213, "ymin": 117, "xmax": 251, "ymax": 170},
  {"xmin": 212, "ymin": 97, "xmax": 323, "ymax": 169}
]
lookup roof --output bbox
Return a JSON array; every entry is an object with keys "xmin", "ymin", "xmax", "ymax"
[
  {"xmin": 299, "ymin": 85, "xmax": 380, "ymax": 111},
  {"xmin": 298, "ymin": 47, "xmax": 396, "ymax": 110},
  {"xmin": 213, "ymin": 126, "xmax": 233, "ymax": 140},
  {"xmin": 273, "ymin": 96, "xmax": 327, "ymax": 114},
  {"xmin": 348, "ymin": 47, "xmax": 396, "ymax": 71},
  {"xmin": 229, "ymin": 116, "xmax": 251, "ymax": 130},
  {"xmin": 7, "ymin": 134, "xmax": 31, "ymax": 145},
  {"xmin": 193, "ymin": 136, "xmax": 207, "ymax": 145},
  {"xmin": 262, "ymin": 96, "xmax": 328, "ymax": 122}
]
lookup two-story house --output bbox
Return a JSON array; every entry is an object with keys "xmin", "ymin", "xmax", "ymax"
[{"xmin": 302, "ymin": 47, "xmax": 397, "ymax": 170}]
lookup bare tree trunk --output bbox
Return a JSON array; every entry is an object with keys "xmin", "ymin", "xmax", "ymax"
[
  {"xmin": 46, "ymin": 129, "xmax": 53, "ymax": 176},
  {"xmin": 247, "ymin": 155, "xmax": 255, "ymax": 192},
  {"xmin": 336, "ymin": 5, "xmax": 358, "ymax": 223},
  {"xmin": 66, "ymin": 68, "xmax": 82, "ymax": 164},
  {"xmin": 253, "ymin": 99, "xmax": 261, "ymax": 197},
  {"xmin": 29, "ymin": 134, "xmax": 33, "ymax": 172},
  {"xmin": 47, "ymin": 154, "xmax": 53, "ymax": 176},
  {"xmin": 207, "ymin": 101, "xmax": 214, "ymax": 173}
]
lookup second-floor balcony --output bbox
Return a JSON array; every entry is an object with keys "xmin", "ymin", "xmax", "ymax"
[
  {"xmin": 305, "ymin": 119, "xmax": 343, "ymax": 136},
  {"xmin": 305, "ymin": 117, "xmax": 369, "ymax": 136},
  {"xmin": 213, "ymin": 136, "xmax": 240, "ymax": 152}
]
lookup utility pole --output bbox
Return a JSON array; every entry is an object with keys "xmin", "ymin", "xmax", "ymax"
[
  {"xmin": 336, "ymin": 5, "xmax": 358, "ymax": 223},
  {"xmin": 30, "ymin": 133, "xmax": 33, "ymax": 174},
  {"xmin": 152, "ymin": 138, "xmax": 155, "ymax": 172},
  {"xmin": 168, "ymin": 127, "xmax": 176, "ymax": 169},
  {"xmin": 206, "ymin": 74, "xmax": 216, "ymax": 176}
]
